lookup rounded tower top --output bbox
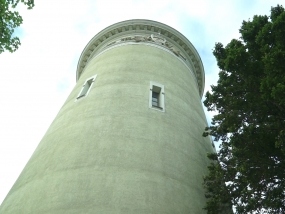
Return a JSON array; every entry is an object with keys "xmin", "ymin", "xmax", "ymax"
[{"xmin": 76, "ymin": 19, "xmax": 205, "ymax": 97}]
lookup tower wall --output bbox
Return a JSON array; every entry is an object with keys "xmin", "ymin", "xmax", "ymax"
[{"xmin": 0, "ymin": 20, "xmax": 214, "ymax": 213}]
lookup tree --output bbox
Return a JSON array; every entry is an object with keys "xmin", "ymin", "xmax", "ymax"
[
  {"xmin": 203, "ymin": 5, "xmax": 285, "ymax": 213},
  {"xmin": 0, "ymin": 0, "xmax": 34, "ymax": 53}
]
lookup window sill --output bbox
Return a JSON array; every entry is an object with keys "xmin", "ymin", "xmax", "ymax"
[{"xmin": 152, "ymin": 105, "xmax": 164, "ymax": 111}]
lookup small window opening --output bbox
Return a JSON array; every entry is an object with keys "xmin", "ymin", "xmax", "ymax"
[
  {"xmin": 149, "ymin": 82, "xmax": 165, "ymax": 112},
  {"xmin": 152, "ymin": 91, "xmax": 159, "ymax": 107},
  {"xmin": 152, "ymin": 86, "xmax": 162, "ymax": 108},
  {"xmin": 76, "ymin": 75, "xmax": 97, "ymax": 100}
]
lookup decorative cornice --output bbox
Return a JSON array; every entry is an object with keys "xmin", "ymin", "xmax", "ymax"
[{"xmin": 76, "ymin": 19, "xmax": 205, "ymax": 98}]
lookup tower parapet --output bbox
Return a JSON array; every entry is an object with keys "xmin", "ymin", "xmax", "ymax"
[{"xmin": 77, "ymin": 19, "xmax": 205, "ymax": 98}]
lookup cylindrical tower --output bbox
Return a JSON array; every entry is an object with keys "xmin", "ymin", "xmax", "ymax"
[{"xmin": 0, "ymin": 20, "xmax": 214, "ymax": 213}]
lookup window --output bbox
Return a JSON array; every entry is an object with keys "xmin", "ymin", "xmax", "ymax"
[
  {"xmin": 76, "ymin": 75, "xmax": 97, "ymax": 100},
  {"xmin": 152, "ymin": 91, "xmax": 159, "ymax": 107},
  {"xmin": 149, "ymin": 81, "xmax": 165, "ymax": 112}
]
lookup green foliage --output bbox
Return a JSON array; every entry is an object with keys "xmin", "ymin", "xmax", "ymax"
[
  {"xmin": 0, "ymin": 0, "xmax": 34, "ymax": 53},
  {"xmin": 203, "ymin": 5, "xmax": 285, "ymax": 213}
]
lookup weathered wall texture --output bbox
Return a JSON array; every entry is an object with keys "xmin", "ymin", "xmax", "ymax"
[{"xmin": 0, "ymin": 20, "xmax": 214, "ymax": 214}]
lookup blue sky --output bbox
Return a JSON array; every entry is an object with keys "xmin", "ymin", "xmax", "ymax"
[{"xmin": 0, "ymin": 0, "xmax": 284, "ymax": 205}]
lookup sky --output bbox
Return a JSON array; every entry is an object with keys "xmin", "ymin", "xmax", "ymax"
[{"xmin": 0, "ymin": 0, "xmax": 284, "ymax": 205}]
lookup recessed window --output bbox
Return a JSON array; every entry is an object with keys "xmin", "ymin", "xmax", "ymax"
[
  {"xmin": 152, "ymin": 91, "xmax": 159, "ymax": 107},
  {"xmin": 76, "ymin": 75, "xmax": 97, "ymax": 100},
  {"xmin": 149, "ymin": 81, "xmax": 165, "ymax": 112}
]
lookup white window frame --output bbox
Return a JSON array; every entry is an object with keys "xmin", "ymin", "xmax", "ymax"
[
  {"xmin": 149, "ymin": 81, "xmax": 165, "ymax": 112},
  {"xmin": 76, "ymin": 75, "xmax": 97, "ymax": 100}
]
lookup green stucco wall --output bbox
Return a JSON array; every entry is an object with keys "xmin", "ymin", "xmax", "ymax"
[{"xmin": 0, "ymin": 29, "xmax": 213, "ymax": 213}]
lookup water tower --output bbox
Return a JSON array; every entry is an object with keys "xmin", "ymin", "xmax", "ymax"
[{"xmin": 0, "ymin": 19, "xmax": 214, "ymax": 213}]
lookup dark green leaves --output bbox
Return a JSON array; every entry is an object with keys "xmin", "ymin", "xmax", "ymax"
[
  {"xmin": 203, "ymin": 5, "xmax": 285, "ymax": 214},
  {"xmin": 0, "ymin": 0, "xmax": 34, "ymax": 53}
]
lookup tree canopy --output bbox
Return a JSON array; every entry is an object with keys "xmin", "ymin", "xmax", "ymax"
[
  {"xmin": 0, "ymin": 0, "xmax": 34, "ymax": 53},
  {"xmin": 203, "ymin": 5, "xmax": 285, "ymax": 214}
]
